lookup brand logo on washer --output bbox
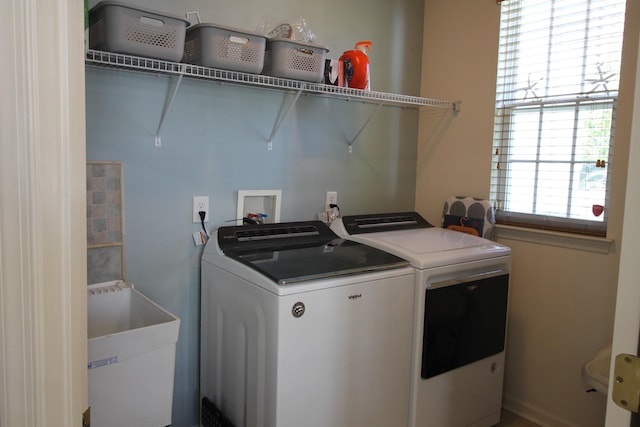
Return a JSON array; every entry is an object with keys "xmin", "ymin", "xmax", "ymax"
[
  {"xmin": 348, "ymin": 293, "xmax": 362, "ymax": 300},
  {"xmin": 292, "ymin": 302, "xmax": 305, "ymax": 318}
]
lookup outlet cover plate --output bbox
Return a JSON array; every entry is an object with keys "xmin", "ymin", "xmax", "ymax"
[
  {"xmin": 325, "ymin": 191, "xmax": 338, "ymax": 211},
  {"xmin": 193, "ymin": 196, "xmax": 209, "ymax": 223}
]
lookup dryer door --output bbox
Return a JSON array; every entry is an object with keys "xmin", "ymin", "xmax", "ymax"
[{"xmin": 422, "ymin": 272, "xmax": 509, "ymax": 379}]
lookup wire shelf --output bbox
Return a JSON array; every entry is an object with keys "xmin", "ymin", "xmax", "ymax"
[{"xmin": 85, "ymin": 50, "xmax": 455, "ymax": 110}]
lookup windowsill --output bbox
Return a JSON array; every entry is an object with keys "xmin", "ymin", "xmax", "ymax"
[{"xmin": 493, "ymin": 224, "xmax": 614, "ymax": 254}]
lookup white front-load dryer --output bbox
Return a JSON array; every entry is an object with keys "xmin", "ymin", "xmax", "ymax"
[{"xmin": 332, "ymin": 212, "xmax": 512, "ymax": 427}]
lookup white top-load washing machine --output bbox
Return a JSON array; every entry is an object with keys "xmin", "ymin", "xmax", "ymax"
[
  {"xmin": 200, "ymin": 220, "xmax": 416, "ymax": 427},
  {"xmin": 331, "ymin": 212, "xmax": 512, "ymax": 427}
]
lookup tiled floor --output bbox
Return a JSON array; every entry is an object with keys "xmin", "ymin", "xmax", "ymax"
[{"xmin": 496, "ymin": 410, "xmax": 541, "ymax": 427}]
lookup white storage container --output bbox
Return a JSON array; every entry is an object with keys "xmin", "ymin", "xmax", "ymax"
[
  {"xmin": 183, "ymin": 23, "xmax": 266, "ymax": 74},
  {"xmin": 87, "ymin": 280, "xmax": 180, "ymax": 427},
  {"xmin": 89, "ymin": 1, "xmax": 189, "ymax": 61},
  {"xmin": 263, "ymin": 38, "xmax": 329, "ymax": 83}
]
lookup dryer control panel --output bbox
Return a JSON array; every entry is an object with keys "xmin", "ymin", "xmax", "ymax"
[{"xmin": 339, "ymin": 211, "xmax": 433, "ymax": 235}]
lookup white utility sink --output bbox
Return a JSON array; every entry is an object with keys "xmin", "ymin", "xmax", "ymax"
[
  {"xmin": 88, "ymin": 280, "xmax": 180, "ymax": 427},
  {"xmin": 582, "ymin": 345, "xmax": 611, "ymax": 395}
]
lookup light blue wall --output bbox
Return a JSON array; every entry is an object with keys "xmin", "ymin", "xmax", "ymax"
[{"xmin": 86, "ymin": 1, "xmax": 424, "ymax": 425}]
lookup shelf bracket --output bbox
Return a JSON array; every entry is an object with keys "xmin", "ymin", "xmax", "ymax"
[
  {"xmin": 348, "ymin": 103, "xmax": 383, "ymax": 153},
  {"xmin": 268, "ymin": 89, "xmax": 302, "ymax": 151},
  {"xmin": 155, "ymin": 69, "xmax": 185, "ymax": 147}
]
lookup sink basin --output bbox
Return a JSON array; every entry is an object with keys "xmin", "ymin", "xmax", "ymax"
[{"xmin": 582, "ymin": 345, "xmax": 611, "ymax": 394}]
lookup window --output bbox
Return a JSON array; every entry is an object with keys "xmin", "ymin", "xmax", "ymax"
[{"xmin": 491, "ymin": 0, "xmax": 627, "ymax": 236}]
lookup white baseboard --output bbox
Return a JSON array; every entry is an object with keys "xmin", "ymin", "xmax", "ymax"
[{"xmin": 502, "ymin": 395, "xmax": 582, "ymax": 427}]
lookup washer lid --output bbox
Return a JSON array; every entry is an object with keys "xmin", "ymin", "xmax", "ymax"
[{"xmin": 217, "ymin": 221, "xmax": 408, "ymax": 285}]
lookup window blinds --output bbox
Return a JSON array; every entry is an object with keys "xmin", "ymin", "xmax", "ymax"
[{"xmin": 491, "ymin": 0, "xmax": 627, "ymax": 236}]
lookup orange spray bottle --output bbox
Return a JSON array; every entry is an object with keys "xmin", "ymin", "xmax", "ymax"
[{"xmin": 339, "ymin": 41, "xmax": 372, "ymax": 90}]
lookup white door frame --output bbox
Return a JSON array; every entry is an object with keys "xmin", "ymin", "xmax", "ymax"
[
  {"xmin": 606, "ymin": 24, "xmax": 640, "ymax": 427},
  {"xmin": 0, "ymin": 0, "xmax": 87, "ymax": 425}
]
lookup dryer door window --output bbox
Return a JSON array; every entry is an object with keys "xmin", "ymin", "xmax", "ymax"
[{"xmin": 421, "ymin": 273, "xmax": 509, "ymax": 379}]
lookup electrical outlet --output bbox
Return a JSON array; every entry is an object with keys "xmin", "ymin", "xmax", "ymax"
[
  {"xmin": 193, "ymin": 196, "xmax": 209, "ymax": 223},
  {"xmin": 325, "ymin": 191, "xmax": 338, "ymax": 211}
]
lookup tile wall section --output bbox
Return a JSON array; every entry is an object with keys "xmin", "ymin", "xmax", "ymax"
[{"xmin": 87, "ymin": 161, "xmax": 124, "ymax": 284}]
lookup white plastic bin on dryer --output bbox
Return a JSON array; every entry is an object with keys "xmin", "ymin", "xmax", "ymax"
[{"xmin": 87, "ymin": 280, "xmax": 180, "ymax": 427}]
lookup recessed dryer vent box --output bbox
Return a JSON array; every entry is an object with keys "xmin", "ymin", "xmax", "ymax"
[{"xmin": 236, "ymin": 189, "xmax": 282, "ymax": 225}]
